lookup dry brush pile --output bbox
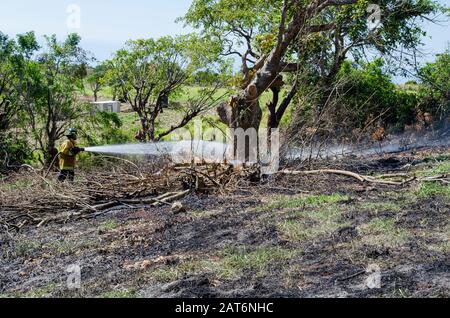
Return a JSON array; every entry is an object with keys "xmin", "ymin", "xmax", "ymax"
[
  {"xmin": 0, "ymin": 158, "xmax": 257, "ymax": 231},
  {"xmin": 2, "ymin": 152, "xmax": 448, "ymax": 232}
]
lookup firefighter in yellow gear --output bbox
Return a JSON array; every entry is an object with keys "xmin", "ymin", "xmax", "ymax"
[{"xmin": 58, "ymin": 128, "xmax": 84, "ymax": 182}]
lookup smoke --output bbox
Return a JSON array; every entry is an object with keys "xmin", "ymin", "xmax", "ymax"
[{"xmin": 287, "ymin": 126, "xmax": 450, "ymax": 161}]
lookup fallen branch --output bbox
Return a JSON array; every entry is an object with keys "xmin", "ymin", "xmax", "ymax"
[
  {"xmin": 280, "ymin": 169, "xmax": 415, "ymax": 186},
  {"xmin": 280, "ymin": 169, "xmax": 366, "ymax": 182},
  {"xmin": 83, "ymin": 201, "xmax": 121, "ymax": 212},
  {"xmin": 185, "ymin": 168, "xmax": 223, "ymax": 188},
  {"xmin": 363, "ymin": 175, "xmax": 416, "ymax": 186},
  {"xmin": 151, "ymin": 190, "xmax": 191, "ymax": 206},
  {"xmin": 376, "ymin": 173, "xmax": 410, "ymax": 179},
  {"xmin": 78, "ymin": 190, "xmax": 191, "ymax": 214},
  {"xmin": 419, "ymin": 174, "xmax": 450, "ymax": 184}
]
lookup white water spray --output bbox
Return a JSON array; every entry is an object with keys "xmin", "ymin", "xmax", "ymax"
[
  {"xmin": 84, "ymin": 126, "xmax": 450, "ymax": 164},
  {"xmin": 85, "ymin": 140, "xmax": 231, "ymax": 164}
]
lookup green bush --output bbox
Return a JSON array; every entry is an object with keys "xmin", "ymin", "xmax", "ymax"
[
  {"xmin": 0, "ymin": 134, "xmax": 33, "ymax": 172},
  {"xmin": 335, "ymin": 59, "xmax": 419, "ymax": 129},
  {"xmin": 394, "ymin": 88, "xmax": 420, "ymax": 128},
  {"xmin": 418, "ymin": 51, "xmax": 450, "ymax": 119},
  {"xmin": 76, "ymin": 111, "xmax": 132, "ymax": 147}
]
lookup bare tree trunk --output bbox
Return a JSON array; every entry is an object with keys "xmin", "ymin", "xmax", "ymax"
[
  {"xmin": 267, "ymin": 87, "xmax": 280, "ymax": 146},
  {"xmin": 218, "ymin": 84, "xmax": 263, "ymax": 130},
  {"xmin": 217, "ymin": 86, "xmax": 262, "ymax": 163},
  {"xmin": 148, "ymin": 121, "xmax": 156, "ymax": 142}
]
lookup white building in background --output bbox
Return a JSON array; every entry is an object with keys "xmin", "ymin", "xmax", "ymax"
[{"xmin": 91, "ymin": 101, "xmax": 121, "ymax": 113}]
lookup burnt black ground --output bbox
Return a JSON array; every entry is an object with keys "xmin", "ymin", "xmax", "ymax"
[{"xmin": 0, "ymin": 148, "xmax": 449, "ymax": 298}]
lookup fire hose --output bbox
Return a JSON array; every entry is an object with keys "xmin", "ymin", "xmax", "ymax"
[{"xmin": 43, "ymin": 152, "xmax": 60, "ymax": 179}]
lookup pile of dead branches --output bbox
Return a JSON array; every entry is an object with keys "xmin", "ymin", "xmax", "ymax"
[{"xmin": 0, "ymin": 161, "xmax": 252, "ymax": 231}]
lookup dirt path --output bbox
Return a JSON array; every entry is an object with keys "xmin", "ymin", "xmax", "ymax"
[{"xmin": 1, "ymin": 149, "xmax": 449, "ymax": 298}]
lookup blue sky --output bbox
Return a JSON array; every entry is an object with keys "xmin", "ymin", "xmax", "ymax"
[
  {"xmin": 0, "ymin": 0, "xmax": 449, "ymax": 68},
  {"xmin": 0, "ymin": 0, "xmax": 193, "ymax": 60}
]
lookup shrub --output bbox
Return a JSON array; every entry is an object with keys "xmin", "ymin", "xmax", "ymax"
[
  {"xmin": 0, "ymin": 134, "xmax": 32, "ymax": 172},
  {"xmin": 418, "ymin": 51, "xmax": 450, "ymax": 119},
  {"xmin": 334, "ymin": 59, "xmax": 418, "ymax": 129},
  {"xmin": 76, "ymin": 111, "xmax": 131, "ymax": 147}
]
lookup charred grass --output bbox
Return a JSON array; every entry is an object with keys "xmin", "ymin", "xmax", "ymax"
[{"xmin": 0, "ymin": 148, "xmax": 449, "ymax": 298}]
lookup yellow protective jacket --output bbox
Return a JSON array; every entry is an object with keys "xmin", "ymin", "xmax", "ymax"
[{"xmin": 59, "ymin": 140, "xmax": 78, "ymax": 171}]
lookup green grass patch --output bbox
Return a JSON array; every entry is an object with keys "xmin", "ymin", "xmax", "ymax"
[
  {"xmin": 260, "ymin": 193, "xmax": 350, "ymax": 242},
  {"xmin": 147, "ymin": 259, "xmax": 210, "ymax": 283},
  {"xmin": 149, "ymin": 268, "xmax": 181, "ymax": 283},
  {"xmin": 417, "ymin": 182, "xmax": 450, "ymax": 199},
  {"xmin": 358, "ymin": 217, "xmax": 410, "ymax": 247},
  {"xmin": 357, "ymin": 201, "xmax": 404, "ymax": 213},
  {"xmin": 4, "ymin": 284, "xmax": 57, "ymax": 298},
  {"xmin": 278, "ymin": 205, "xmax": 348, "ymax": 241},
  {"xmin": 147, "ymin": 246, "xmax": 298, "ymax": 283},
  {"xmin": 261, "ymin": 193, "xmax": 348, "ymax": 212},
  {"xmin": 363, "ymin": 218, "xmax": 397, "ymax": 232},
  {"xmin": 43, "ymin": 238, "xmax": 99, "ymax": 256},
  {"xmin": 216, "ymin": 246, "xmax": 297, "ymax": 280},
  {"xmin": 100, "ymin": 219, "xmax": 120, "ymax": 231},
  {"xmin": 14, "ymin": 239, "xmax": 42, "ymax": 258},
  {"xmin": 416, "ymin": 161, "xmax": 450, "ymax": 177},
  {"xmin": 423, "ymin": 154, "xmax": 450, "ymax": 164}
]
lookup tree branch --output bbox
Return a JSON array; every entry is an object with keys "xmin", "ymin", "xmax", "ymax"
[{"xmin": 276, "ymin": 80, "xmax": 298, "ymax": 122}]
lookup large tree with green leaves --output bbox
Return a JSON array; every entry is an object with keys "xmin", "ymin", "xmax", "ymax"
[
  {"xmin": 0, "ymin": 32, "xmax": 38, "ymax": 131},
  {"xmin": 183, "ymin": 0, "xmax": 446, "ymax": 133},
  {"xmin": 86, "ymin": 62, "xmax": 109, "ymax": 102},
  {"xmin": 0, "ymin": 32, "xmax": 40, "ymax": 169},
  {"xmin": 0, "ymin": 33, "xmax": 18, "ymax": 133},
  {"xmin": 0, "ymin": 33, "xmax": 21, "ymax": 170},
  {"xmin": 16, "ymin": 33, "xmax": 90, "ymax": 165},
  {"xmin": 104, "ymin": 34, "xmax": 229, "ymax": 141}
]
